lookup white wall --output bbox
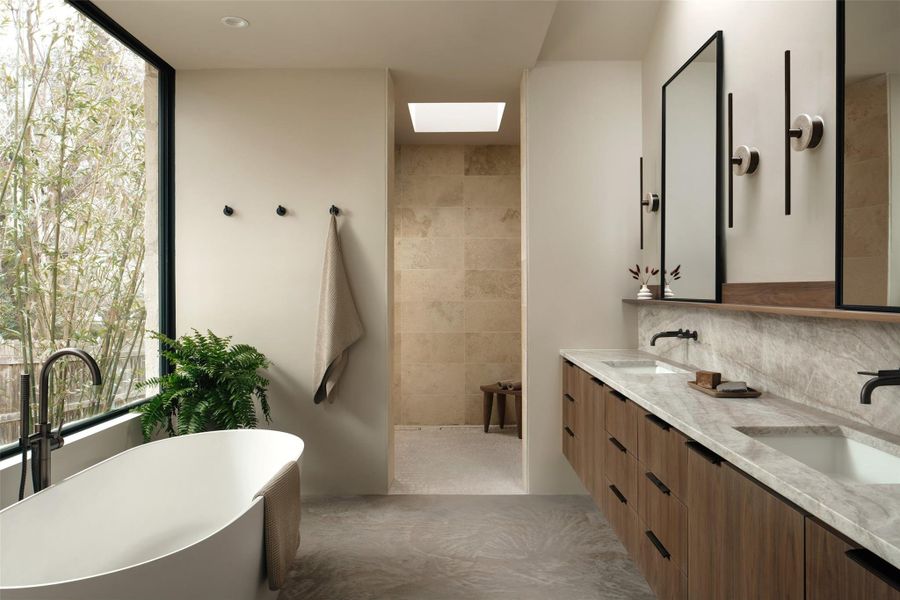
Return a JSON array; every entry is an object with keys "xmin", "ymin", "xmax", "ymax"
[
  {"xmin": 523, "ymin": 61, "xmax": 642, "ymax": 494},
  {"xmin": 641, "ymin": 0, "xmax": 835, "ymax": 284},
  {"xmin": 176, "ymin": 69, "xmax": 391, "ymax": 495}
]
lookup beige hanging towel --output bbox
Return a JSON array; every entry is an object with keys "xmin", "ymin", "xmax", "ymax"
[
  {"xmin": 254, "ymin": 461, "xmax": 302, "ymax": 590},
  {"xmin": 313, "ymin": 214, "xmax": 364, "ymax": 404}
]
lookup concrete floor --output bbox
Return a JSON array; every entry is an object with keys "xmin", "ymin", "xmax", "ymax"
[
  {"xmin": 279, "ymin": 495, "xmax": 654, "ymax": 600},
  {"xmin": 390, "ymin": 426, "xmax": 525, "ymax": 495}
]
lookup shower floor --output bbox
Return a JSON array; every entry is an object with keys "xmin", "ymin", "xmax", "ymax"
[{"xmin": 390, "ymin": 426, "xmax": 524, "ymax": 494}]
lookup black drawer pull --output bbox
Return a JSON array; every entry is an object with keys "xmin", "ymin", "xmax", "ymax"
[
  {"xmin": 609, "ymin": 485, "xmax": 627, "ymax": 504},
  {"xmin": 685, "ymin": 441, "xmax": 723, "ymax": 465},
  {"xmin": 564, "ymin": 426, "xmax": 575, "ymax": 438},
  {"xmin": 590, "ymin": 376, "xmax": 603, "ymax": 385},
  {"xmin": 564, "ymin": 359, "xmax": 574, "ymax": 367},
  {"xmin": 645, "ymin": 472, "xmax": 671, "ymax": 495},
  {"xmin": 645, "ymin": 530, "xmax": 671, "ymax": 560},
  {"xmin": 845, "ymin": 549, "xmax": 900, "ymax": 592},
  {"xmin": 610, "ymin": 390, "xmax": 627, "ymax": 402},
  {"xmin": 564, "ymin": 394, "xmax": 575, "ymax": 402},
  {"xmin": 609, "ymin": 437, "xmax": 627, "ymax": 453},
  {"xmin": 645, "ymin": 413, "xmax": 671, "ymax": 431}
]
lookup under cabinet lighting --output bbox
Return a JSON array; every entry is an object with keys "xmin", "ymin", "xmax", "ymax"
[{"xmin": 408, "ymin": 102, "xmax": 506, "ymax": 133}]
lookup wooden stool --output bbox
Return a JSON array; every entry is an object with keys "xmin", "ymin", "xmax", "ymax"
[{"xmin": 480, "ymin": 384, "xmax": 523, "ymax": 439}]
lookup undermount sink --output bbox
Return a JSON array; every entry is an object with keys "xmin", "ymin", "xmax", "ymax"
[
  {"xmin": 602, "ymin": 360, "xmax": 689, "ymax": 375},
  {"xmin": 736, "ymin": 426, "xmax": 900, "ymax": 485}
]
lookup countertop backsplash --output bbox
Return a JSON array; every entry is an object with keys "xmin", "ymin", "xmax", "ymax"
[{"xmin": 637, "ymin": 303, "xmax": 900, "ymax": 437}]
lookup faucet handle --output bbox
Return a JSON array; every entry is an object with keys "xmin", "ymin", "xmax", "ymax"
[
  {"xmin": 50, "ymin": 419, "xmax": 65, "ymax": 450},
  {"xmin": 857, "ymin": 371, "xmax": 878, "ymax": 376}
]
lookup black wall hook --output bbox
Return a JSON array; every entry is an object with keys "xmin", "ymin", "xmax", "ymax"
[
  {"xmin": 223, "ymin": 205, "xmax": 234, "ymax": 216},
  {"xmin": 329, "ymin": 205, "xmax": 340, "ymax": 216},
  {"xmin": 276, "ymin": 205, "xmax": 287, "ymax": 216}
]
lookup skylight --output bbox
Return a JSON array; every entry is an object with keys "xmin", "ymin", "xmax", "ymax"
[{"xmin": 408, "ymin": 102, "xmax": 506, "ymax": 133}]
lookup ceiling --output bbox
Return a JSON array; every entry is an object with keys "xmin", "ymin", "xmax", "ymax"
[{"xmin": 95, "ymin": 0, "xmax": 661, "ymax": 145}]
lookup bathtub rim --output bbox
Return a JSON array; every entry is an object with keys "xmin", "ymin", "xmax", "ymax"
[{"xmin": 0, "ymin": 428, "xmax": 304, "ymax": 591}]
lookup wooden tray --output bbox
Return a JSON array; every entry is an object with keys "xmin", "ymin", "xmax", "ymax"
[{"xmin": 688, "ymin": 380, "xmax": 761, "ymax": 398}]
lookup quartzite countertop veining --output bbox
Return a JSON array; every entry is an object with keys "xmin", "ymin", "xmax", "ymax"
[{"xmin": 560, "ymin": 348, "xmax": 900, "ymax": 569}]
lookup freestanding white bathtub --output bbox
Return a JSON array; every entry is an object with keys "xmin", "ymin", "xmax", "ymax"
[{"xmin": 0, "ymin": 429, "xmax": 304, "ymax": 600}]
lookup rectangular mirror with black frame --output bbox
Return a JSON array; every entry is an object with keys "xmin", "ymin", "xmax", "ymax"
[
  {"xmin": 661, "ymin": 31, "xmax": 724, "ymax": 303},
  {"xmin": 837, "ymin": 0, "xmax": 900, "ymax": 312}
]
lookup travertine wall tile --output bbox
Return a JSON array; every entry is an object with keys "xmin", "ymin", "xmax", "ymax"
[
  {"xmin": 400, "ymin": 332, "xmax": 466, "ymax": 363},
  {"xmin": 465, "ymin": 207, "xmax": 521, "ymax": 238},
  {"xmin": 399, "ymin": 301, "xmax": 465, "ymax": 333},
  {"xmin": 466, "ymin": 332, "xmax": 522, "ymax": 364},
  {"xmin": 463, "ymin": 176, "xmax": 520, "ymax": 207},
  {"xmin": 400, "ymin": 175, "xmax": 464, "ymax": 207},
  {"xmin": 394, "ymin": 144, "xmax": 522, "ymax": 425},
  {"xmin": 399, "ymin": 207, "xmax": 465, "ymax": 238},
  {"xmin": 465, "ymin": 238, "xmax": 520, "ymax": 269},
  {"xmin": 465, "ymin": 301, "xmax": 521, "ymax": 332},
  {"xmin": 396, "ymin": 238, "xmax": 464, "ymax": 270},
  {"xmin": 400, "ymin": 145, "xmax": 465, "ymax": 176},
  {"xmin": 464, "ymin": 145, "xmax": 520, "ymax": 176},
  {"xmin": 465, "ymin": 270, "xmax": 521, "ymax": 301}
]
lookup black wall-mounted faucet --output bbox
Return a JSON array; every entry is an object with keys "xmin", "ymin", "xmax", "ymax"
[
  {"xmin": 858, "ymin": 368, "xmax": 900, "ymax": 404},
  {"xmin": 650, "ymin": 328, "xmax": 698, "ymax": 346}
]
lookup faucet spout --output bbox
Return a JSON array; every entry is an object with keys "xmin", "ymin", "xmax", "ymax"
[
  {"xmin": 650, "ymin": 328, "xmax": 698, "ymax": 346},
  {"xmin": 27, "ymin": 348, "xmax": 103, "ymax": 495},
  {"xmin": 859, "ymin": 368, "xmax": 900, "ymax": 404}
]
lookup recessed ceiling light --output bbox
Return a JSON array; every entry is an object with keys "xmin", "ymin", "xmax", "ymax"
[
  {"xmin": 221, "ymin": 16, "xmax": 249, "ymax": 28},
  {"xmin": 408, "ymin": 102, "xmax": 506, "ymax": 133}
]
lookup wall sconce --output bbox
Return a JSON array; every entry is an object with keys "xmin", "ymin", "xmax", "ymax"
[
  {"xmin": 784, "ymin": 50, "xmax": 825, "ymax": 216},
  {"xmin": 639, "ymin": 157, "xmax": 660, "ymax": 249},
  {"xmin": 728, "ymin": 93, "xmax": 760, "ymax": 229}
]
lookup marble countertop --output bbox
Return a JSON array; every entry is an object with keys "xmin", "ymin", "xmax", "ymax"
[{"xmin": 561, "ymin": 348, "xmax": 900, "ymax": 569}]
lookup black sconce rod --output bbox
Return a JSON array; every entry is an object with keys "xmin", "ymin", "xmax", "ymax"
[
  {"xmin": 639, "ymin": 157, "xmax": 644, "ymax": 250},
  {"xmin": 727, "ymin": 92, "xmax": 734, "ymax": 229},
  {"xmin": 785, "ymin": 50, "xmax": 792, "ymax": 216}
]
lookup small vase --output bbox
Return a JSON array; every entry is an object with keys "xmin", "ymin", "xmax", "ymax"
[
  {"xmin": 637, "ymin": 284, "xmax": 653, "ymax": 300},
  {"xmin": 664, "ymin": 284, "xmax": 674, "ymax": 298}
]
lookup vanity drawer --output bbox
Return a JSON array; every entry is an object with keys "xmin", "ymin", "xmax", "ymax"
[
  {"xmin": 639, "ymin": 526, "xmax": 688, "ymax": 600},
  {"xmin": 562, "ymin": 389, "xmax": 576, "ymax": 430},
  {"xmin": 605, "ymin": 435, "xmax": 639, "ymax": 505},
  {"xmin": 563, "ymin": 424, "xmax": 578, "ymax": 473},
  {"xmin": 563, "ymin": 359, "xmax": 580, "ymax": 402},
  {"xmin": 605, "ymin": 480, "xmax": 641, "ymax": 558},
  {"xmin": 639, "ymin": 470, "xmax": 688, "ymax": 574},
  {"xmin": 605, "ymin": 388, "xmax": 639, "ymax": 455},
  {"xmin": 638, "ymin": 411, "xmax": 689, "ymax": 500}
]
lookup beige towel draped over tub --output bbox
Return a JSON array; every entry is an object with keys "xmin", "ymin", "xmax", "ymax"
[
  {"xmin": 313, "ymin": 214, "xmax": 364, "ymax": 404},
  {"xmin": 254, "ymin": 461, "xmax": 301, "ymax": 591}
]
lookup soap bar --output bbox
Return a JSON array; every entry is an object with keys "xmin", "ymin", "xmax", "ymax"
[
  {"xmin": 717, "ymin": 381, "xmax": 749, "ymax": 393},
  {"xmin": 695, "ymin": 370, "xmax": 722, "ymax": 389}
]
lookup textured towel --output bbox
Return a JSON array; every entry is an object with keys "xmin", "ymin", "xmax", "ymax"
[
  {"xmin": 313, "ymin": 214, "xmax": 364, "ymax": 404},
  {"xmin": 254, "ymin": 461, "xmax": 301, "ymax": 591}
]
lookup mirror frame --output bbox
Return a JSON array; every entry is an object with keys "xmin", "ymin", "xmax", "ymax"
[
  {"xmin": 660, "ymin": 31, "xmax": 724, "ymax": 303},
  {"xmin": 835, "ymin": 0, "xmax": 900, "ymax": 313}
]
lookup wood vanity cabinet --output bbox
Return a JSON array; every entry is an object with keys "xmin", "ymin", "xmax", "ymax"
[
  {"xmin": 560, "ymin": 360, "xmax": 897, "ymax": 600},
  {"xmin": 562, "ymin": 359, "xmax": 580, "ymax": 475},
  {"xmin": 589, "ymin": 377, "xmax": 607, "ymax": 510},
  {"xmin": 686, "ymin": 440, "xmax": 804, "ymax": 600},
  {"xmin": 806, "ymin": 518, "xmax": 900, "ymax": 600}
]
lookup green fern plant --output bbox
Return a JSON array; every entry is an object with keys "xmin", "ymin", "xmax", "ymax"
[{"xmin": 136, "ymin": 330, "xmax": 271, "ymax": 441}]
